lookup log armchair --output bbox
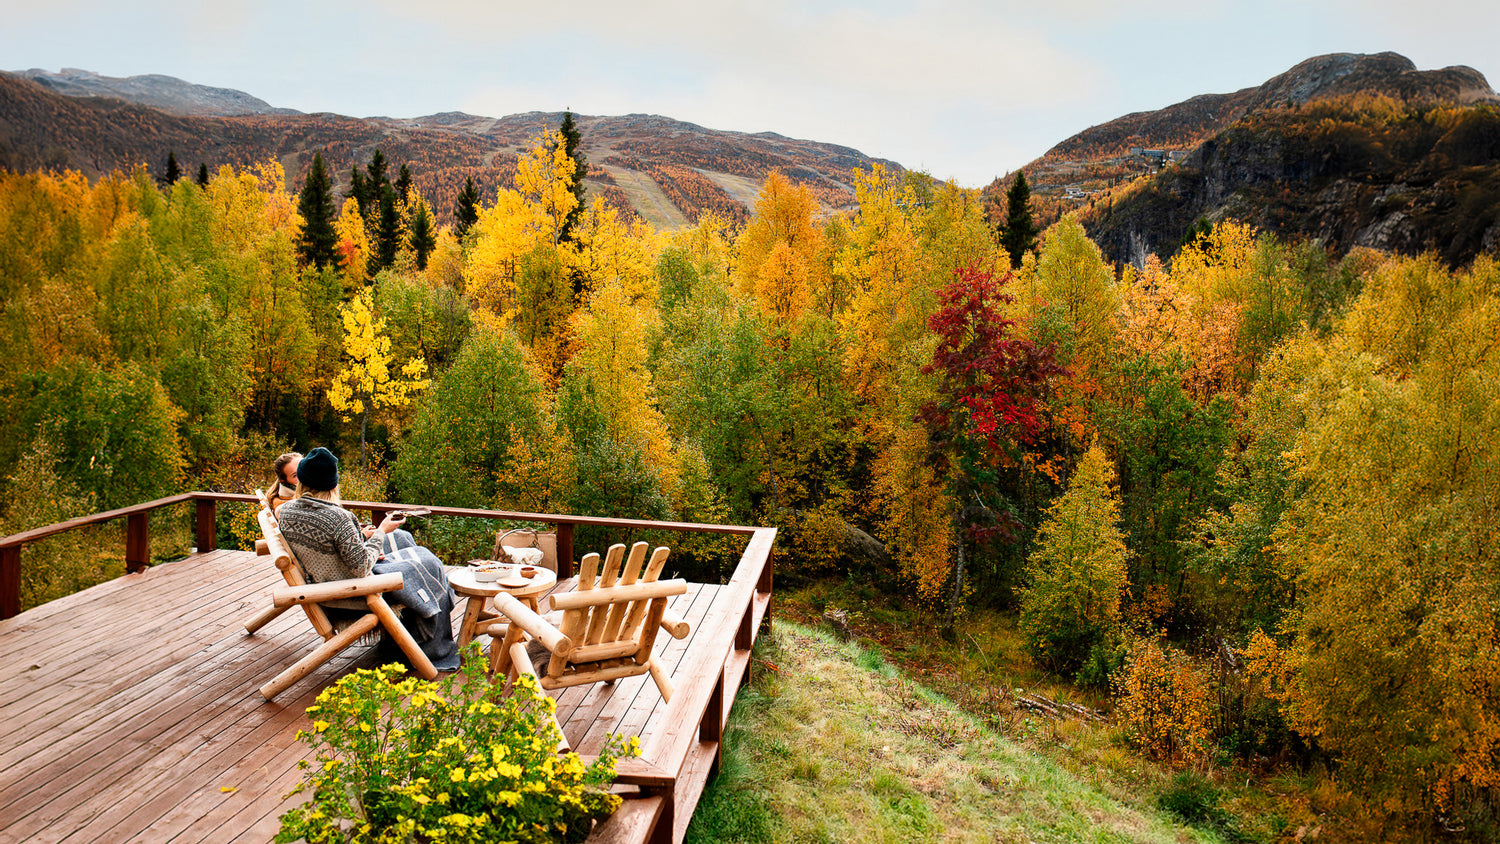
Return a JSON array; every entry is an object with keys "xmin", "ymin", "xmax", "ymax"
[
  {"xmin": 243, "ymin": 495, "xmax": 438, "ymax": 700},
  {"xmin": 487, "ymin": 541, "xmax": 690, "ymax": 751}
]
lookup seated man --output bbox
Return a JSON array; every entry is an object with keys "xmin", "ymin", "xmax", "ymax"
[
  {"xmin": 268, "ymin": 452, "xmax": 301, "ymax": 512},
  {"xmin": 276, "ymin": 447, "xmax": 461, "ymax": 671}
]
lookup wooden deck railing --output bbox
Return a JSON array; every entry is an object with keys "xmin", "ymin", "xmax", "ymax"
[{"xmin": 0, "ymin": 491, "xmax": 768, "ymax": 620}]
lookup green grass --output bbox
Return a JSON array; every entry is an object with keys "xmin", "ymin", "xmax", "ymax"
[{"xmin": 685, "ymin": 622, "xmax": 1218, "ymax": 844}]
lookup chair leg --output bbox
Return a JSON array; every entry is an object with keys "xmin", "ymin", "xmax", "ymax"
[
  {"xmin": 243, "ymin": 603, "xmax": 291, "ymax": 635},
  {"xmin": 367, "ymin": 596, "xmax": 438, "ymax": 681},
  {"xmin": 260, "ymin": 613, "xmax": 381, "ymax": 700},
  {"xmin": 511, "ymin": 641, "xmax": 569, "ymax": 753},
  {"xmin": 648, "ymin": 656, "xmax": 674, "ymax": 703}
]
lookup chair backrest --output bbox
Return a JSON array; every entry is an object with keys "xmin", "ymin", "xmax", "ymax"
[
  {"xmin": 256, "ymin": 505, "xmax": 339, "ymax": 640},
  {"xmin": 545, "ymin": 542, "xmax": 683, "ymax": 678}
]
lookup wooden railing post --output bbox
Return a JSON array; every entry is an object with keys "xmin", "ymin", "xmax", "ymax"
[
  {"xmin": 556, "ymin": 523, "xmax": 574, "ymax": 580},
  {"xmin": 195, "ymin": 497, "xmax": 217, "ymax": 553},
  {"xmin": 1, "ymin": 545, "xmax": 19, "ymax": 619},
  {"xmin": 125, "ymin": 512, "xmax": 149, "ymax": 574}
]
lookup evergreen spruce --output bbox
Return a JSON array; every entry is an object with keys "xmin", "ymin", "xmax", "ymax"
[
  {"xmin": 365, "ymin": 150, "xmax": 388, "ymax": 204},
  {"xmin": 163, "ymin": 151, "xmax": 182, "ymax": 185},
  {"xmin": 454, "ymin": 176, "xmax": 480, "ymax": 239},
  {"xmin": 348, "ymin": 167, "xmax": 371, "ymax": 215},
  {"xmin": 999, "ymin": 171, "xmax": 1039, "ymax": 268},
  {"xmin": 558, "ymin": 111, "xmax": 587, "ymax": 246},
  {"xmin": 408, "ymin": 200, "xmax": 437, "ymax": 271},
  {"xmin": 373, "ymin": 184, "xmax": 401, "ymax": 273},
  {"xmin": 195, "ymin": 163, "xmax": 209, "ymax": 187},
  {"xmin": 296, "ymin": 152, "xmax": 339, "ymax": 270},
  {"xmin": 394, "ymin": 164, "xmax": 412, "ymax": 205}
]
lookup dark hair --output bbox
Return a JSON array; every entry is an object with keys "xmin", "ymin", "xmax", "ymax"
[{"xmin": 273, "ymin": 452, "xmax": 302, "ymax": 485}]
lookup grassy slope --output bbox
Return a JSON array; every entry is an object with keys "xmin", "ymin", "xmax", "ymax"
[{"xmin": 686, "ymin": 623, "xmax": 1213, "ymax": 844}]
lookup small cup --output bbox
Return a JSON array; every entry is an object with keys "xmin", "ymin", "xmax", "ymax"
[{"xmin": 520, "ymin": 566, "xmax": 537, "ymax": 579}]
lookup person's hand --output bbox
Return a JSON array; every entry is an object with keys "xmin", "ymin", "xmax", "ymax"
[
  {"xmin": 361, "ymin": 524, "xmax": 378, "ymax": 539},
  {"xmin": 378, "ymin": 513, "xmax": 406, "ymax": 534}
]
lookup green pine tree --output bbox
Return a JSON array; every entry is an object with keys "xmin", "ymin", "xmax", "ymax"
[
  {"xmin": 373, "ymin": 184, "xmax": 401, "ymax": 272},
  {"xmin": 195, "ymin": 162, "xmax": 209, "ymax": 187},
  {"xmin": 454, "ymin": 176, "xmax": 480, "ymax": 240},
  {"xmin": 394, "ymin": 163, "xmax": 413, "ymax": 205},
  {"xmin": 348, "ymin": 167, "xmax": 371, "ymax": 214},
  {"xmin": 408, "ymin": 199, "xmax": 437, "ymax": 271},
  {"xmin": 558, "ymin": 111, "xmax": 587, "ymax": 246},
  {"xmin": 296, "ymin": 152, "xmax": 339, "ymax": 270},
  {"xmin": 163, "ymin": 151, "xmax": 182, "ymax": 186},
  {"xmin": 1000, "ymin": 171, "xmax": 1038, "ymax": 268}
]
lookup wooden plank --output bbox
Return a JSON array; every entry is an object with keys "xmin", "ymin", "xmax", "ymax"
[
  {"xmin": 587, "ymin": 795, "xmax": 666, "ymax": 844},
  {"xmin": 0, "ymin": 553, "xmax": 279, "ymax": 721},
  {"xmin": 672, "ymin": 740, "xmax": 722, "ymax": 844},
  {"xmin": 0, "ymin": 554, "xmax": 270, "ymax": 704},
  {"xmin": 0, "ymin": 611, "xmax": 322, "ymax": 829}
]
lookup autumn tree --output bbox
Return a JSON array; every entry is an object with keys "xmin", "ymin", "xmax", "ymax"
[
  {"xmin": 1250, "ymin": 255, "xmax": 1500, "ymax": 819},
  {"xmin": 464, "ymin": 130, "xmax": 583, "ymax": 375},
  {"xmin": 327, "ymin": 289, "xmax": 430, "ymax": 463},
  {"xmin": 295, "ymin": 152, "xmax": 339, "ymax": 270},
  {"xmin": 734, "ymin": 171, "xmax": 824, "ymax": 325},
  {"xmin": 1030, "ymin": 214, "xmax": 1119, "ymax": 381},
  {"xmin": 999, "ymin": 171, "xmax": 1037, "ymax": 268},
  {"xmin": 390, "ymin": 324, "xmax": 556, "ymax": 509},
  {"xmin": 1018, "ymin": 444, "xmax": 1129, "ymax": 679},
  {"xmin": 916, "ymin": 264, "xmax": 1063, "ymax": 624}
]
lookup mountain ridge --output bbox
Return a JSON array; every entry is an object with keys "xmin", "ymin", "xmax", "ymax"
[{"xmin": 1002, "ymin": 51, "xmax": 1500, "ymax": 267}]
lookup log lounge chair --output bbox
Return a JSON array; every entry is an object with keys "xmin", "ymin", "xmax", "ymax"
[
  {"xmin": 488, "ymin": 541, "xmax": 690, "ymax": 751},
  {"xmin": 243, "ymin": 496, "xmax": 438, "ymax": 700}
]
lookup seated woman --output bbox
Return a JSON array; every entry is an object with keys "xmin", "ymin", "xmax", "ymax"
[
  {"xmin": 268, "ymin": 452, "xmax": 301, "ymax": 512},
  {"xmin": 276, "ymin": 447, "xmax": 461, "ymax": 671}
]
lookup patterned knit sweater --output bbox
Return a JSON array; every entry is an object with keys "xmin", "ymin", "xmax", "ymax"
[{"xmin": 276, "ymin": 497, "xmax": 383, "ymax": 584}]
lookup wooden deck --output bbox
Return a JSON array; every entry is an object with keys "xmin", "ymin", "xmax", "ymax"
[{"xmin": 0, "ymin": 542, "xmax": 771, "ymax": 844}]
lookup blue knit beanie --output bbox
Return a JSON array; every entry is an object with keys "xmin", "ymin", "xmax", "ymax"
[{"xmin": 298, "ymin": 447, "xmax": 340, "ymax": 491}]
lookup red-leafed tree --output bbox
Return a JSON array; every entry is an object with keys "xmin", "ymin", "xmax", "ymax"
[{"xmin": 917, "ymin": 263, "xmax": 1064, "ymax": 627}]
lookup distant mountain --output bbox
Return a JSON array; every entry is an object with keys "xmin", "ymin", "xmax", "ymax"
[
  {"xmin": 13, "ymin": 68, "xmax": 298, "ymax": 117},
  {"xmin": 0, "ymin": 70, "xmax": 902, "ymax": 230},
  {"xmin": 1003, "ymin": 52, "xmax": 1500, "ymax": 267}
]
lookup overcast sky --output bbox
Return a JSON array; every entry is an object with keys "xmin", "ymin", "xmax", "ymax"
[{"xmin": 5, "ymin": 0, "xmax": 1496, "ymax": 187}]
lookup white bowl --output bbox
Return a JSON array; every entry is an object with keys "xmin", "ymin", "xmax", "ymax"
[{"xmin": 473, "ymin": 565, "xmax": 509, "ymax": 582}]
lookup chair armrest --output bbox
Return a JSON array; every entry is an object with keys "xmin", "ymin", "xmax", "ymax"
[
  {"xmin": 660, "ymin": 609, "xmax": 690, "ymax": 639},
  {"xmin": 493, "ymin": 593, "xmax": 574, "ymax": 658},
  {"xmin": 272, "ymin": 572, "xmax": 405, "ymax": 608}
]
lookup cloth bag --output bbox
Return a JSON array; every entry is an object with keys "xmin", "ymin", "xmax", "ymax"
[{"xmin": 492, "ymin": 527, "xmax": 558, "ymax": 572}]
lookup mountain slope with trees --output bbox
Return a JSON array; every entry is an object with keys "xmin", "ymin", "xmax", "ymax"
[
  {"xmin": 0, "ymin": 71, "xmax": 901, "ymax": 230},
  {"xmin": 988, "ymin": 52, "xmax": 1500, "ymax": 267}
]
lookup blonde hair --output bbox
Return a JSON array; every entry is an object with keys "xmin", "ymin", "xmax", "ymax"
[{"xmin": 296, "ymin": 483, "xmax": 341, "ymax": 505}]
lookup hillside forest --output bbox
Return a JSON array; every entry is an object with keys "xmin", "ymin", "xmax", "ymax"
[{"xmin": 1, "ymin": 121, "xmax": 1497, "ymax": 836}]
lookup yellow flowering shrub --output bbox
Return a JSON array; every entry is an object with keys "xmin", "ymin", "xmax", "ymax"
[{"xmin": 276, "ymin": 648, "xmax": 637, "ymax": 844}]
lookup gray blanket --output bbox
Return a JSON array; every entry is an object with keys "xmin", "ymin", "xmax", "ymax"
[{"xmin": 372, "ymin": 533, "xmax": 460, "ymax": 670}]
